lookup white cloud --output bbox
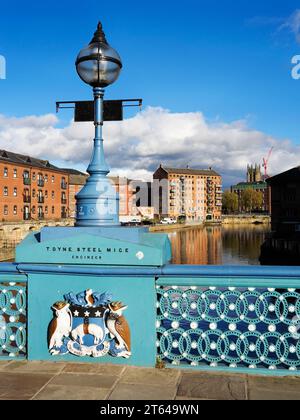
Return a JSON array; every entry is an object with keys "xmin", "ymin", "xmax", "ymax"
[
  {"xmin": 0, "ymin": 107, "xmax": 299, "ymax": 187},
  {"xmin": 280, "ymin": 9, "xmax": 300, "ymax": 44}
]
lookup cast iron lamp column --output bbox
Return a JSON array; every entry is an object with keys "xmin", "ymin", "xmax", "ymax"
[{"xmin": 75, "ymin": 22, "xmax": 122, "ymax": 227}]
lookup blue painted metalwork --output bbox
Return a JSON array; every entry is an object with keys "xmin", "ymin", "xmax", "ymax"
[
  {"xmin": 27, "ymin": 273, "xmax": 156, "ymax": 366},
  {"xmin": 9, "ymin": 264, "xmax": 300, "ymax": 279},
  {"xmin": 0, "ymin": 276, "xmax": 27, "ymax": 359},
  {"xmin": 16, "ymin": 228, "xmax": 171, "ymax": 267},
  {"xmin": 75, "ymin": 86, "xmax": 120, "ymax": 227},
  {"xmin": 156, "ymin": 275, "xmax": 300, "ymax": 375},
  {"xmin": 1, "ymin": 262, "xmax": 300, "ymax": 374}
]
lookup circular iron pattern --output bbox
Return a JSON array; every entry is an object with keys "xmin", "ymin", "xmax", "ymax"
[
  {"xmin": 157, "ymin": 286, "xmax": 300, "ymax": 372},
  {"xmin": 0, "ymin": 283, "xmax": 26, "ymax": 358}
]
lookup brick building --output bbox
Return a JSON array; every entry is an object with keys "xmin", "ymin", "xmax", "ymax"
[
  {"xmin": 110, "ymin": 177, "xmax": 137, "ymax": 217},
  {"xmin": 260, "ymin": 166, "xmax": 300, "ymax": 265},
  {"xmin": 0, "ymin": 150, "xmax": 70, "ymax": 222},
  {"xmin": 153, "ymin": 166, "xmax": 222, "ymax": 222},
  {"xmin": 62, "ymin": 169, "xmax": 88, "ymax": 219},
  {"xmin": 62, "ymin": 172, "xmax": 140, "ymax": 220},
  {"xmin": 267, "ymin": 166, "xmax": 300, "ymax": 233}
]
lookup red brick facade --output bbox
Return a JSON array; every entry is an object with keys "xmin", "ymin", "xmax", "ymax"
[{"xmin": 0, "ymin": 153, "xmax": 70, "ymax": 222}]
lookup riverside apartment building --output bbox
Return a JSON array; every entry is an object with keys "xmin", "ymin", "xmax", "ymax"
[
  {"xmin": 0, "ymin": 150, "xmax": 70, "ymax": 222},
  {"xmin": 153, "ymin": 165, "xmax": 223, "ymax": 222}
]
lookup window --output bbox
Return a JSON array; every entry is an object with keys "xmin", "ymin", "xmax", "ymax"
[
  {"xmin": 3, "ymin": 187, "xmax": 8, "ymax": 196},
  {"xmin": 13, "ymin": 188, "xmax": 17, "ymax": 197},
  {"xmin": 45, "ymin": 174, "xmax": 48, "ymax": 182},
  {"xmin": 32, "ymin": 172, "xmax": 36, "ymax": 181},
  {"xmin": 4, "ymin": 167, "xmax": 8, "ymax": 177},
  {"xmin": 52, "ymin": 206, "xmax": 55, "ymax": 214},
  {"xmin": 4, "ymin": 205, "xmax": 8, "ymax": 216},
  {"xmin": 13, "ymin": 206, "xmax": 17, "ymax": 215},
  {"xmin": 45, "ymin": 206, "xmax": 48, "ymax": 215},
  {"xmin": 61, "ymin": 177, "xmax": 67, "ymax": 189},
  {"xmin": 13, "ymin": 169, "xmax": 17, "ymax": 178},
  {"xmin": 32, "ymin": 206, "xmax": 36, "ymax": 214},
  {"xmin": 24, "ymin": 206, "xmax": 30, "ymax": 219},
  {"xmin": 23, "ymin": 170, "xmax": 30, "ymax": 185},
  {"xmin": 52, "ymin": 191, "xmax": 55, "ymax": 199},
  {"xmin": 32, "ymin": 189, "xmax": 36, "ymax": 198},
  {"xmin": 52, "ymin": 176, "xmax": 55, "ymax": 183},
  {"xmin": 45, "ymin": 190, "xmax": 48, "ymax": 198}
]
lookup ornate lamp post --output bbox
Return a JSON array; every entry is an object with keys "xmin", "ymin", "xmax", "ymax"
[{"xmin": 75, "ymin": 22, "xmax": 122, "ymax": 227}]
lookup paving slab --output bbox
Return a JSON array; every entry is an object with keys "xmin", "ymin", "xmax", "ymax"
[
  {"xmin": 0, "ymin": 361, "xmax": 13, "ymax": 371},
  {"xmin": 175, "ymin": 396, "xmax": 211, "ymax": 401},
  {"xmin": 33, "ymin": 384, "xmax": 110, "ymax": 400},
  {"xmin": 63, "ymin": 363, "xmax": 125, "ymax": 376},
  {"xmin": 1, "ymin": 361, "xmax": 65, "ymax": 374},
  {"xmin": 120, "ymin": 367, "xmax": 181, "ymax": 387},
  {"xmin": 248, "ymin": 375, "xmax": 300, "ymax": 400},
  {"xmin": 108, "ymin": 383, "xmax": 177, "ymax": 400},
  {"xmin": 49, "ymin": 372, "xmax": 119, "ymax": 389},
  {"xmin": 0, "ymin": 372, "xmax": 53, "ymax": 400},
  {"xmin": 2, "ymin": 360, "xmax": 300, "ymax": 401},
  {"xmin": 177, "ymin": 371, "xmax": 247, "ymax": 401}
]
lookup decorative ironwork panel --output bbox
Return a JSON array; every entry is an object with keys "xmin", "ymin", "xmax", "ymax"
[
  {"xmin": 0, "ymin": 281, "xmax": 27, "ymax": 358},
  {"xmin": 157, "ymin": 285, "xmax": 300, "ymax": 373}
]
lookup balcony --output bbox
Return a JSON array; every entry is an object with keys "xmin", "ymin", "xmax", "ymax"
[
  {"xmin": 37, "ymin": 180, "xmax": 45, "ymax": 187},
  {"xmin": 23, "ymin": 196, "xmax": 31, "ymax": 203},
  {"xmin": 61, "ymin": 182, "xmax": 68, "ymax": 190},
  {"xmin": 23, "ymin": 178, "xmax": 31, "ymax": 186},
  {"xmin": 37, "ymin": 197, "xmax": 45, "ymax": 204},
  {"xmin": 23, "ymin": 213, "xmax": 31, "ymax": 221},
  {"xmin": 61, "ymin": 198, "xmax": 67, "ymax": 205}
]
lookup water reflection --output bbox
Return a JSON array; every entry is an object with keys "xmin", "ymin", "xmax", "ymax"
[
  {"xmin": 0, "ymin": 225, "xmax": 270, "ymax": 265},
  {"xmin": 169, "ymin": 225, "xmax": 270, "ymax": 265}
]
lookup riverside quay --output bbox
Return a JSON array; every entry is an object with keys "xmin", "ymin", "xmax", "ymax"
[{"xmin": 1, "ymin": 21, "xmax": 300, "ymax": 404}]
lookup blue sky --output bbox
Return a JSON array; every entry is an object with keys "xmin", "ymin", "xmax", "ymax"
[{"xmin": 0, "ymin": 0, "xmax": 300, "ymax": 184}]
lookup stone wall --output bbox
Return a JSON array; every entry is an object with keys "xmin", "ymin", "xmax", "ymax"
[
  {"xmin": 222, "ymin": 215, "xmax": 270, "ymax": 225},
  {"xmin": 0, "ymin": 219, "xmax": 75, "ymax": 247}
]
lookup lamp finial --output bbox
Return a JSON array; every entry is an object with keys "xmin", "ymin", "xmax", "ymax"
[{"xmin": 90, "ymin": 21, "xmax": 108, "ymax": 45}]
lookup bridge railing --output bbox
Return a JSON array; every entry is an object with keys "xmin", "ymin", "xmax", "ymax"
[
  {"xmin": 156, "ymin": 266, "xmax": 300, "ymax": 375},
  {"xmin": 0, "ymin": 270, "xmax": 27, "ymax": 360},
  {"xmin": 0, "ymin": 263, "xmax": 300, "ymax": 375}
]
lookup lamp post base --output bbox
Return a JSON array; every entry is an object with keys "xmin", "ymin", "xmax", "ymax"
[{"xmin": 75, "ymin": 166, "xmax": 120, "ymax": 227}]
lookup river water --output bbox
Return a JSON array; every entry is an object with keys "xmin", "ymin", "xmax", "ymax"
[
  {"xmin": 169, "ymin": 224, "xmax": 270, "ymax": 266},
  {"xmin": 0, "ymin": 224, "xmax": 270, "ymax": 265}
]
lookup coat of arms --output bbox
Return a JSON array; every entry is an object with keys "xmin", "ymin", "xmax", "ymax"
[{"xmin": 48, "ymin": 289, "xmax": 131, "ymax": 359}]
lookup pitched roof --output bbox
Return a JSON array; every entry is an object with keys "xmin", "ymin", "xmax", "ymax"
[
  {"xmin": 61, "ymin": 168, "xmax": 87, "ymax": 176},
  {"xmin": 161, "ymin": 166, "xmax": 221, "ymax": 177},
  {"xmin": 231, "ymin": 181, "xmax": 268, "ymax": 189},
  {"xmin": 267, "ymin": 166, "xmax": 300, "ymax": 184},
  {"xmin": 0, "ymin": 149, "xmax": 67, "ymax": 172}
]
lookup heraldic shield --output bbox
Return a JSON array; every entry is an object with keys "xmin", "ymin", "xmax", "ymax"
[{"xmin": 48, "ymin": 290, "xmax": 131, "ymax": 359}]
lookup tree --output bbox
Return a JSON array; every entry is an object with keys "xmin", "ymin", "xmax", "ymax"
[
  {"xmin": 222, "ymin": 191, "xmax": 239, "ymax": 214},
  {"xmin": 240, "ymin": 189, "xmax": 264, "ymax": 213},
  {"xmin": 252, "ymin": 190, "xmax": 264, "ymax": 211}
]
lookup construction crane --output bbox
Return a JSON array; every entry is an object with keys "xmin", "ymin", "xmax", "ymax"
[{"xmin": 262, "ymin": 147, "xmax": 274, "ymax": 179}]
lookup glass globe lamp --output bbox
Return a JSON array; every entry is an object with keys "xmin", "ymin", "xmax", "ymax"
[{"xmin": 75, "ymin": 22, "xmax": 122, "ymax": 88}]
